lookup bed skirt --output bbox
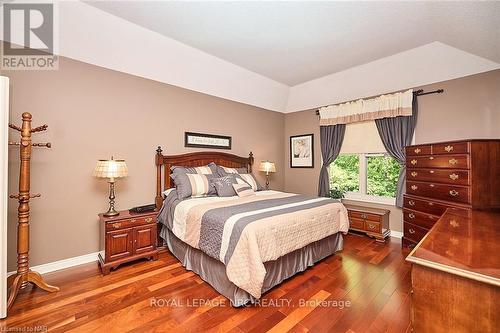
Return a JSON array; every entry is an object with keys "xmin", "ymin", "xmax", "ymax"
[{"xmin": 160, "ymin": 225, "xmax": 343, "ymax": 306}]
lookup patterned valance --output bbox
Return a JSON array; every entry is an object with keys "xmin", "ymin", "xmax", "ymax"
[{"xmin": 319, "ymin": 89, "xmax": 413, "ymax": 126}]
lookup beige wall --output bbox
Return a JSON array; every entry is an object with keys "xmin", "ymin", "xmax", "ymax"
[
  {"xmin": 284, "ymin": 69, "xmax": 500, "ymax": 233},
  {"xmin": 4, "ymin": 56, "xmax": 285, "ymax": 270}
]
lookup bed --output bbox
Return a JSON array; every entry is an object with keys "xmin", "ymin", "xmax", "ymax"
[{"xmin": 154, "ymin": 147, "xmax": 349, "ymax": 306}]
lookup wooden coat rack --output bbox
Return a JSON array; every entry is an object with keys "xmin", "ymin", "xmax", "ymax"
[{"xmin": 7, "ymin": 112, "xmax": 58, "ymax": 311}]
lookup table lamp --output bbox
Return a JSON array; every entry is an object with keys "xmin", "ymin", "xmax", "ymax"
[
  {"xmin": 258, "ymin": 160, "xmax": 276, "ymax": 190},
  {"xmin": 93, "ymin": 157, "xmax": 128, "ymax": 217}
]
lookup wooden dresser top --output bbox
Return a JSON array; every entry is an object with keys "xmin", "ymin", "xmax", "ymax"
[{"xmin": 406, "ymin": 208, "xmax": 500, "ymax": 286}]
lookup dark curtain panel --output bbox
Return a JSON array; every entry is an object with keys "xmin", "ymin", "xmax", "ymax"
[
  {"xmin": 375, "ymin": 96, "xmax": 418, "ymax": 207},
  {"xmin": 318, "ymin": 124, "xmax": 346, "ymax": 197}
]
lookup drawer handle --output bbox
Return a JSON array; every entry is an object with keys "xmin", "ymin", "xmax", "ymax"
[
  {"xmin": 367, "ymin": 224, "xmax": 376, "ymax": 230},
  {"xmin": 131, "ymin": 219, "xmax": 136, "ymax": 223},
  {"xmin": 449, "ymin": 190, "xmax": 459, "ymax": 197},
  {"xmin": 361, "ymin": 214, "xmax": 367, "ymax": 219},
  {"xmin": 408, "ymin": 200, "xmax": 415, "ymax": 206},
  {"xmin": 411, "ymin": 159, "xmax": 417, "ymax": 165},
  {"xmin": 410, "ymin": 171, "xmax": 417, "ymax": 177},
  {"xmin": 444, "ymin": 145, "xmax": 454, "ymax": 152},
  {"xmin": 428, "ymin": 202, "xmax": 434, "ymax": 206},
  {"xmin": 409, "ymin": 228, "xmax": 416, "ymax": 234},
  {"xmin": 112, "ymin": 223, "xmax": 121, "ymax": 229},
  {"xmin": 414, "ymin": 148, "xmax": 421, "ymax": 154},
  {"xmin": 408, "ymin": 213, "xmax": 415, "ymax": 219},
  {"xmin": 449, "ymin": 173, "xmax": 459, "ymax": 180},
  {"xmin": 449, "ymin": 158, "xmax": 458, "ymax": 165},
  {"xmin": 429, "ymin": 170, "xmax": 434, "ymax": 174},
  {"xmin": 411, "ymin": 185, "xmax": 418, "ymax": 191},
  {"xmin": 429, "ymin": 184, "xmax": 434, "ymax": 187},
  {"xmin": 429, "ymin": 156, "xmax": 434, "ymax": 160},
  {"xmin": 145, "ymin": 217, "xmax": 153, "ymax": 223}
]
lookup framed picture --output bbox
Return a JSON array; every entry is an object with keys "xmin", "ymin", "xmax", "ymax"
[
  {"xmin": 185, "ymin": 132, "xmax": 232, "ymax": 150},
  {"xmin": 290, "ymin": 134, "xmax": 314, "ymax": 168}
]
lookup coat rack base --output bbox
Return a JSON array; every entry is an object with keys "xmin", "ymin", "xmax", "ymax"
[{"xmin": 7, "ymin": 270, "xmax": 59, "ymax": 310}]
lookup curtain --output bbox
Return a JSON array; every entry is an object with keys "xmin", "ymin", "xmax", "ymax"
[
  {"xmin": 319, "ymin": 89, "xmax": 413, "ymax": 126},
  {"xmin": 375, "ymin": 95, "xmax": 418, "ymax": 207},
  {"xmin": 318, "ymin": 124, "xmax": 346, "ymax": 197}
]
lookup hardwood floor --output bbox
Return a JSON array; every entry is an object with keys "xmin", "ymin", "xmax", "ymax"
[{"xmin": 1, "ymin": 234, "xmax": 412, "ymax": 332}]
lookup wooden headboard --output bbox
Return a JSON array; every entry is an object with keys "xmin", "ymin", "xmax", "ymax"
[{"xmin": 155, "ymin": 146, "xmax": 254, "ymax": 209}]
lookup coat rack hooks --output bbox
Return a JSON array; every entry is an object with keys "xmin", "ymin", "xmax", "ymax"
[{"xmin": 6, "ymin": 112, "xmax": 58, "ymax": 312}]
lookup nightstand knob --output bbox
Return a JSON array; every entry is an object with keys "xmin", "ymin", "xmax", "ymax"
[
  {"xmin": 145, "ymin": 217, "xmax": 153, "ymax": 223},
  {"xmin": 112, "ymin": 223, "xmax": 121, "ymax": 229}
]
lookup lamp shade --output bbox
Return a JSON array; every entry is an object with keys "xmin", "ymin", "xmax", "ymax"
[
  {"xmin": 93, "ymin": 159, "xmax": 128, "ymax": 179},
  {"xmin": 258, "ymin": 161, "xmax": 276, "ymax": 173}
]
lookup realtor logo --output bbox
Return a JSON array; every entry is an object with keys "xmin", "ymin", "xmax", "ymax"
[{"xmin": 1, "ymin": 2, "xmax": 59, "ymax": 70}]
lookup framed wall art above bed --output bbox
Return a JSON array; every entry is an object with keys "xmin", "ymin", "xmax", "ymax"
[
  {"xmin": 290, "ymin": 134, "xmax": 314, "ymax": 168},
  {"xmin": 185, "ymin": 132, "xmax": 232, "ymax": 150}
]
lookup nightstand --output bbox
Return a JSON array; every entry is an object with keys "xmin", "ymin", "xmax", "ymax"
[
  {"xmin": 344, "ymin": 204, "xmax": 390, "ymax": 242},
  {"xmin": 98, "ymin": 210, "xmax": 158, "ymax": 275}
]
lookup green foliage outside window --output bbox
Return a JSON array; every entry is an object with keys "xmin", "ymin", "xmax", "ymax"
[
  {"xmin": 329, "ymin": 155, "xmax": 359, "ymax": 197},
  {"xmin": 366, "ymin": 155, "xmax": 400, "ymax": 197},
  {"xmin": 329, "ymin": 153, "xmax": 400, "ymax": 199}
]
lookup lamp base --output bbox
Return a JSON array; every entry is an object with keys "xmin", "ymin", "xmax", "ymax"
[
  {"xmin": 103, "ymin": 181, "xmax": 119, "ymax": 217},
  {"xmin": 103, "ymin": 208, "xmax": 119, "ymax": 217}
]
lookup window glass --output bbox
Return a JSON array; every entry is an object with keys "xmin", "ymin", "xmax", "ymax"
[
  {"xmin": 366, "ymin": 154, "xmax": 400, "ymax": 197},
  {"xmin": 329, "ymin": 154, "xmax": 360, "ymax": 193}
]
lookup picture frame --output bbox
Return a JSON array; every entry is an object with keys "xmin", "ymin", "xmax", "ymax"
[
  {"xmin": 184, "ymin": 132, "xmax": 232, "ymax": 150},
  {"xmin": 290, "ymin": 134, "xmax": 314, "ymax": 168}
]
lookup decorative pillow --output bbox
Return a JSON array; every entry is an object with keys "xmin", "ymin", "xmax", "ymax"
[
  {"xmin": 237, "ymin": 173, "xmax": 263, "ymax": 191},
  {"xmin": 170, "ymin": 172, "xmax": 217, "ymax": 199},
  {"xmin": 171, "ymin": 162, "xmax": 218, "ymax": 175},
  {"xmin": 232, "ymin": 183, "xmax": 254, "ymax": 197},
  {"xmin": 211, "ymin": 175, "xmax": 246, "ymax": 197},
  {"xmin": 217, "ymin": 165, "xmax": 248, "ymax": 176}
]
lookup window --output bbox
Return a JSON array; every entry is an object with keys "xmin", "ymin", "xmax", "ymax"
[{"xmin": 328, "ymin": 121, "xmax": 402, "ymax": 204}]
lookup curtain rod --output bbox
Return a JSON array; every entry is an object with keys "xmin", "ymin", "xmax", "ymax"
[{"xmin": 315, "ymin": 89, "xmax": 444, "ymax": 115}]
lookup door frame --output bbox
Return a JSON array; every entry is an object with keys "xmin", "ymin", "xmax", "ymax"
[{"xmin": 1, "ymin": 76, "xmax": 9, "ymax": 318}]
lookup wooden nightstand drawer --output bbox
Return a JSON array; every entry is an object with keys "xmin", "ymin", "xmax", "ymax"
[
  {"xmin": 105, "ymin": 215, "xmax": 155, "ymax": 231},
  {"xmin": 349, "ymin": 217, "xmax": 364, "ymax": 230},
  {"xmin": 365, "ymin": 220, "xmax": 381, "ymax": 233},
  {"xmin": 348, "ymin": 210, "xmax": 381, "ymax": 222}
]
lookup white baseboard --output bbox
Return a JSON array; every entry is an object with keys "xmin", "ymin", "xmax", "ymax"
[
  {"xmin": 390, "ymin": 231, "xmax": 403, "ymax": 239},
  {"xmin": 7, "ymin": 252, "xmax": 99, "ymax": 276}
]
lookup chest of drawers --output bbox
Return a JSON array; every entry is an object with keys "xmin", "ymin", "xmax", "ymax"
[
  {"xmin": 403, "ymin": 139, "xmax": 500, "ymax": 248},
  {"xmin": 344, "ymin": 204, "xmax": 390, "ymax": 242}
]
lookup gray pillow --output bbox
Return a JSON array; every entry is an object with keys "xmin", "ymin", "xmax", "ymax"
[
  {"xmin": 170, "ymin": 172, "xmax": 217, "ymax": 199},
  {"xmin": 216, "ymin": 165, "xmax": 248, "ymax": 177},
  {"xmin": 211, "ymin": 175, "xmax": 244, "ymax": 197},
  {"xmin": 171, "ymin": 162, "xmax": 218, "ymax": 175}
]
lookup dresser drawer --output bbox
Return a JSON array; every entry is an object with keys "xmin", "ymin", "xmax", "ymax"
[
  {"xmin": 404, "ymin": 222, "xmax": 428, "ymax": 244},
  {"xmin": 105, "ymin": 216, "xmax": 156, "ymax": 231},
  {"xmin": 406, "ymin": 168, "xmax": 469, "ymax": 186},
  {"xmin": 406, "ymin": 155, "xmax": 469, "ymax": 169},
  {"xmin": 403, "ymin": 208, "xmax": 440, "ymax": 229},
  {"xmin": 365, "ymin": 220, "xmax": 381, "ymax": 233},
  {"xmin": 348, "ymin": 210, "xmax": 381, "ymax": 222},
  {"xmin": 406, "ymin": 181, "xmax": 471, "ymax": 204},
  {"xmin": 404, "ymin": 195, "xmax": 452, "ymax": 216},
  {"xmin": 349, "ymin": 217, "xmax": 364, "ymax": 230},
  {"xmin": 406, "ymin": 144, "xmax": 432, "ymax": 156},
  {"xmin": 432, "ymin": 142, "xmax": 469, "ymax": 155}
]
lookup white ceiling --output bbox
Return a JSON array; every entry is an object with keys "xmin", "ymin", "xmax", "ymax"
[{"xmin": 87, "ymin": 1, "xmax": 500, "ymax": 86}]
